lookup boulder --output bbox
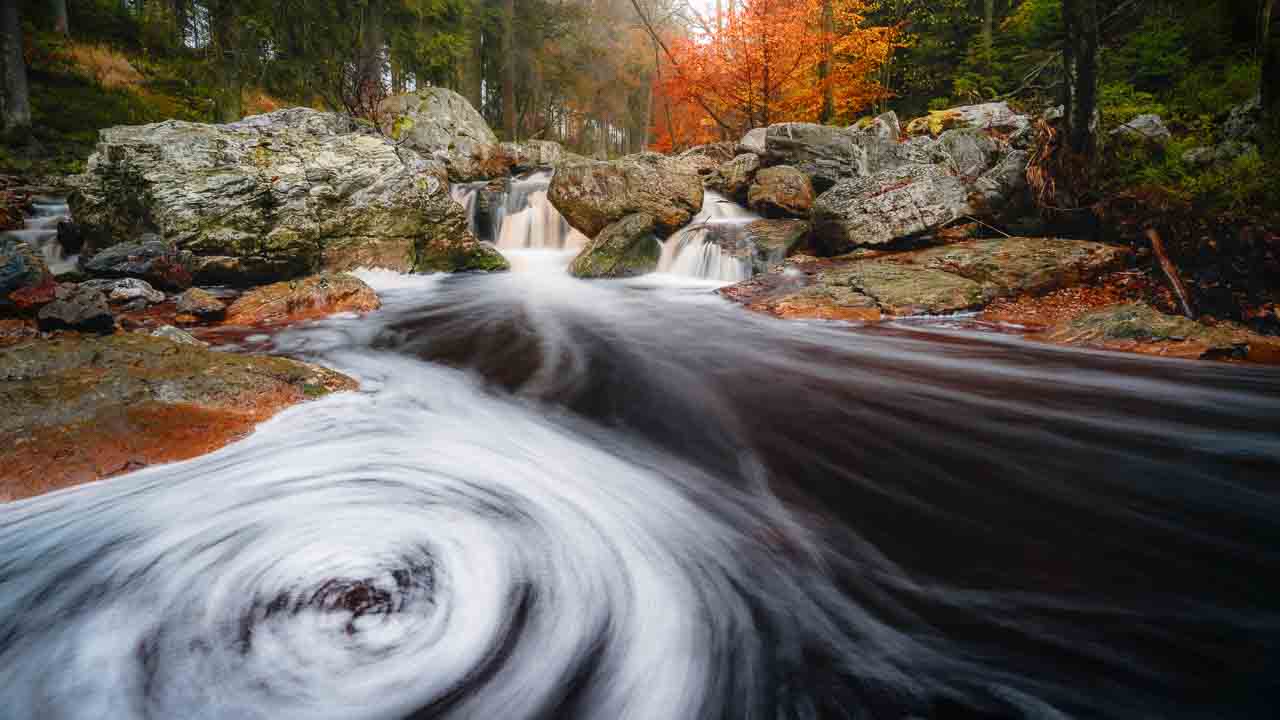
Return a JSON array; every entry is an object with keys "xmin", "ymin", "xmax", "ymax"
[
  {"xmin": 705, "ymin": 153, "xmax": 760, "ymax": 202},
  {"xmin": 1, "ymin": 236, "xmax": 56, "ymax": 313},
  {"xmin": 676, "ymin": 143, "xmax": 738, "ymax": 175},
  {"xmin": 35, "ymin": 284, "xmax": 114, "ymax": 333},
  {"xmin": 905, "ymin": 102, "xmax": 1031, "ymax": 138},
  {"xmin": 568, "ymin": 213, "xmax": 662, "ymax": 278},
  {"xmin": 1044, "ymin": 302, "xmax": 1280, "ymax": 362},
  {"xmin": 721, "ymin": 237, "xmax": 1130, "ymax": 320},
  {"xmin": 175, "ymin": 287, "xmax": 226, "ymax": 320},
  {"xmin": 931, "ymin": 128, "xmax": 1000, "ymax": 178},
  {"xmin": 224, "ymin": 273, "xmax": 381, "ymax": 326},
  {"xmin": 81, "ymin": 278, "xmax": 164, "ymax": 305},
  {"xmin": 379, "ymin": 88, "xmax": 500, "ymax": 181},
  {"xmin": 70, "ymin": 107, "xmax": 501, "ymax": 284},
  {"xmin": 81, "ymin": 237, "xmax": 193, "ymax": 289},
  {"xmin": 812, "ymin": 164, "xmax": 973, "ymax": 253},
  {"xmin": 747, "ymin": 166, "xmax": 815, "ymax": 218},
  {"xmin": 759, "ymin": 123, "xmax": 862, "ymax": 191},
  {"xmin": 1223, "ymin": 95, "xmax": 1262, "ymax": 143},
  {"xmin": 548, "ymin": 153, "xmax": 704, "ymax": 238},
  {"xmin": 1182, "ymin": 141, "xmax": 1256, "ymax": 168},
  {"xmin": 1110, "ymin": 114, "xmax": 1171, "ymax": 144},
  {"xmin": 853, "ymin": 111, "xmax": 902, "ymax": 141},
  {"xmin": 970, "ymin": 149, "xmax": 1030, "ymax": 216},
  {"xmin": 0, "ymin": 333, "xmax": 354, "ymax": 500},
  {"xmin": 739, "ymin": 127, "xmax": 767, "ymax": 155},
  {"xmin": 744, "ymin": 219, "xmax": 810, "ymax": 273},
  {"xmin": 501, "ymin": 140, "xmax": 565, "ymax": 173}
]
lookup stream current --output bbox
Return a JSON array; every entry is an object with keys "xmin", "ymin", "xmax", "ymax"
[{"xmin": 3, "ymin": 208, "xmax": 1280, "ymax": 718}]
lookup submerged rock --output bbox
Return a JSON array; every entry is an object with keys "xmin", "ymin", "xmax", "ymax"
[
  {"xmin": 0, "ymin": 333, "xmax": 354, "ymax": 500},
  {"xmin": 36, "ymin": 284, "xmax": 114, "ymax": 334},
  {"xmin": 549, "ymin": 153, "xmax": 703, "ymax": 238},
  {"xmin": 1044, "ymin": 302, "xmax": 1280, "ymax": 362},
  {"xmin": 721, "ymin": 237, "xmax": 1130, "ymax": 319},
  {"xmin": 568, "ymin": 213, "xmax": 662, "ymax": 278},
  {"xmin": 747, "ymin": 166, "xmax": 814, "ymax": 218},
  {"xmin": 224, "ymin": 273, "xmax": 381, "ymax": 326},
  {"xmin": 70, "ymin": 107, "xmax": 498, "ymax": 284},
  {"xmin": 1, "ymin": 236, "xmax": 56, "ymax": 313}
]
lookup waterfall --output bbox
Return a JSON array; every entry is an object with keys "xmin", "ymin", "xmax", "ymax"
[
  {"xmin": 3, "ymin": 196, "xmax": 76, "ymax": 275},
  {"xmin": 451, "ymin": 171, "xmax": 588, "ymax": 253},
  {"xmin": 656, "ymin": 192, "xmax": 758, "ymax": 283}
]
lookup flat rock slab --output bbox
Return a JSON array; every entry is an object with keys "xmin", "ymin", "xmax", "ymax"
[
  {"xmin": 224, "ymin": 273, "xmax": 381, "ymax": 326},
  {"xmin": 721, "ymin": 238, "xmax": 1130, "ymax": 319},
  {"xmin": 1042, "ymin": 303, "xmax": 1280, "ymax": 362},
  {"xmin": 0, "ymin": 332, "xmax": 355, "ymax": 501}
]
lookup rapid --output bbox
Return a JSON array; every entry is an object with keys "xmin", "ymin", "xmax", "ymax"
[{"xmin": 2, "ymin": 188, "xmax": 1280, "ymax": 719}]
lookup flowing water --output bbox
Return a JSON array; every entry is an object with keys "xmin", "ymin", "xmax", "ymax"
[
  {"xmin": 2, "ymin": 196, "xmax": 77, "ymax": 275},
  {"xmin": 3, "ymin": 256, "xmax": 1280, "ymax": 719},
  {"xmin": 657, "ymin": 191, "xmax": 760, "ymax": 282}
]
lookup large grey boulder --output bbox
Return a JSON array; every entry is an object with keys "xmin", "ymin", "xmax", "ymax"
[
  {"xmin": 739, "ymin": 128, "xmax": 767, "ymax": 155},
  {"xmin": 69, "ymin": 107, "xmax": 506, "ymax": 284},
  {"xmin": 379, "ymin": 88, "xmax": 500, "ymax": 181},
  {"xmin": 759, "ymin": 123, "xmax": 862, "ymax": 191},
  {"xmin": 906, "ymin": 102, "xmax": 1031, "ymax": 137},
  {"xmin": 676, "ymin": 143, "xmax": 738, "ymax": 176},
  {"xmin": 567, "ymin": 213, "xmax": 662, "ymax": 278},
  {"xmin": 705, "ymin": 153, "xmax": 760, "ymax": 202},
  {"xmin": 812, "ymin": 164, "xmax": 974, "ymax": 253},
  {"xmin": 501, "ymin": 140, "xmax": 565, "ymax": 173},
  {"xmin": 80, "ymin": 237, "xmax": 193, "ymax": 289},
  {"xmin": 931, "ymin": 128, "xmax": 1000, "ymax": 178},
  {"xmin": 548, "ymin": 153, "xmax": 704, "ymax": 238}
]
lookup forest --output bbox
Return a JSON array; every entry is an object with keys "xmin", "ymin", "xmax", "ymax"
[{"xmin": 0, "ymin": 1, "xmax": 1276, "ymax": 203}]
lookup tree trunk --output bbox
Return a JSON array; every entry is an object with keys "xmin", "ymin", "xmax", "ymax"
[
  {"xmin": 172, "ymin": 0, "xmax": 188, "ymax": 48},
  {"xmin": 52, "ymin": 0, "xmax": 70, "ymax": 36},
  {"xmin": 502, "ymin": 0, "xmax": 516, "ymax": 140},
  {"xmin": 641, "ymin": 64, "xmax": 653, "ymax": 150},
  {"xmin": 358, "ymin": 0, "xmax": 385, "ymax": 115},
  {"xmin": 465, "ymin": 0, "xmax": 484, "ymax": 110},
  {"xmin": 819, "ymin": 0, "xmax": 834, "ymax": 123},
  {"xmin": 1263, "ymin": 0, "xmax": 1279, "ymax": 143},
  {"xmin": 1062, "ymin": 0, "xmax": 1099, "ymax": 156},
  {"xmin": 211, "ymin": 4, "xmax": 242, "ymax": 122},
  {"xmin": 1, "ymin": 0, "xmax": 30, "ymax": 132},
  {"xmin": 982, "ymin": 0, "xmax": 994, "ymax": 68}
]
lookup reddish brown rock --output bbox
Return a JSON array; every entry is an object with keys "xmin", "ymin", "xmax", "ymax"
[
  {"xmin": 224, "ymin": 273, "xmax": 380, "ymax": 326},
  {"xmin": 0, "ymin": 332, "xmax": 355, "ymax": 502}
]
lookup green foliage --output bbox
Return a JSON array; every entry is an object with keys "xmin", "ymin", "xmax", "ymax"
[{"xmin": 1097, "ymin": 81, "xmax": 1167, "ymax": 130}]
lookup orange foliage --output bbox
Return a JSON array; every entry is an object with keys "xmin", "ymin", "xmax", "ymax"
[{"xmin": 652, "ymin": 0, "xmax": 897, "ymax": 150}]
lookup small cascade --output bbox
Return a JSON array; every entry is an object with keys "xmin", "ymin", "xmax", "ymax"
[
  {"xmin": 656, "ymin": 192, "xmax": 759, "ymax": 283},
  {"xmin": 450, "ymin": 171, "xmax": 588, "ymax": 254},
  {"xmin": 3, "ymin": 196, "xmax": 77, "ymax": 275}
]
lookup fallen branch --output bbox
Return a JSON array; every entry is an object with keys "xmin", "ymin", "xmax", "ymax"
[{"xmin": 1146, "ymin": 227, "xmax": 1196, "ymax": 319}]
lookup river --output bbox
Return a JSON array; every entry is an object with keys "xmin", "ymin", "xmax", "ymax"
[{"xmin": 3, "ymin": 253, "xmax": 1280, "ymax": 718}]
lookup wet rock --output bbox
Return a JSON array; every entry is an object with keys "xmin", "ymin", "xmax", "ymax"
[
  {"xmin": 549, "ymin": 153, "xmax": 703, "ymax": 238},
  {"xmin": 56, "ymin": 220, "xmax": 83, "ymax": 255},
  {"xmin": 1110, "ymin": 114, "xmax": 1171, "ymax": 144},
  {"xmin": 81, "ymin": 278, "xmax": 165, "ymax": 305},
  {"xmin": 379, "ymin": 88, "xmax": 500, "ymax": 181},
  {"xmin": 568, "ymin": 213, "xmax": 662, "ymax": 278},
  {"xmin": 81, "ymin": 237, "xmax": 193, "ymax": 290},
  {"xmin": 747, "ymin": 166, "xmax": 815, "ymax": 218},
  {"xmin": 721, "ymin": 237, "xmax": 1129, "ymax": 319},
  {"xmin": 705, "ymin": 153, "xmax": 760, "ymax": 202},
  {"xmin": 759, "ymin": 123, "xmax": 863, "ymax": 191},
  {"xmin": 1, "ymin": 236, "xmax": 56, "ymax": 313},
  {"xmin": 0, "ymin": 333, "xmax": 355, "ymax": 500},
  {"xmin": 501, "ymin": 140, "xmax": 565, "ymax": 173},
  {"xmin": 812, "ymin": 164, "xmax": 973, "ymax": 253},
  {"xmin": 149, "ymin": 324, "xmax": 206, "ymax": 346},
  {"xmin": 70, "ymin": 107, "xmax": 493, "ymax": 284},
  {"xmin": 175, "ymin": 287, "xmax": 226, "ymax": 321},
  {"xmin": 1044, "ymin": 302, "xmax": 1280, "ymax": 362},
  {"xmin": 225, "ymin": 273, "xmax": 381, "ymax": 326},
  {"xmin": 744, "ymin": 219, "xmax": 811, "ymax": 273},
  {"xmin": 36, "ymin": 284, "xmax": 115, "ymax": 333}
]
